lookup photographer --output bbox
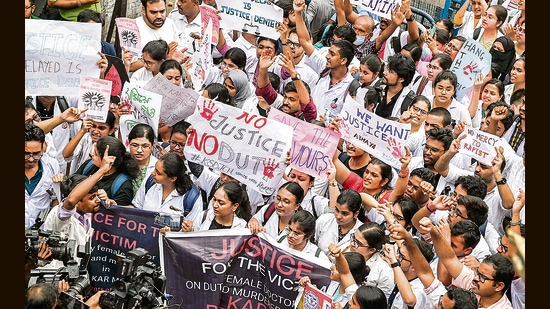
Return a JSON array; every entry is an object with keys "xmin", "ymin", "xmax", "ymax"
[{"xmin": 25, "ymin": 282, "xmax": 107, "ymax": 309}]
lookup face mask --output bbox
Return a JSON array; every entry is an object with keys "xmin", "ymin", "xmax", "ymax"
[{"xmin": 354, "ymin": 35, "xmax": 366, "ymax": 45}]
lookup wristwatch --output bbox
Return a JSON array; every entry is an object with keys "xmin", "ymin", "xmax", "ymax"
[
  {"xmin": 406, "ymin": 15, "xmax": 415, "ymax": 22},
  {"xmin": 496, "ymin": 178, "xmax": 507, "ymax": 185},
  {"xmin": 291, "ymin": 73, "xmax": 301, "ymax": 81},
  {"xmin": 390, "ymin": 262, "xmax": 401, "ymax": 268}
]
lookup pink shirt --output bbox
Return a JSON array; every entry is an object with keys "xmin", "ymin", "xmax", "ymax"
[{"xmin": 452, "ymin": 266, "xmax": 513, "ymax": 309}]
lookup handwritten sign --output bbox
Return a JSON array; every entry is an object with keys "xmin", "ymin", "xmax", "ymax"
[
  {"xmin": 161, "ymin": 230, "xmax": 332, "ymax": 309},
  {"xmin": 268, "ymin": 108, "xmax": 340, "ymax": 179},
  {"xmin": 119, "ymin": 82, "xmax": 162, "ymax": 145},
  {"xmin": 338, "ymin": 95, "xmax": 411, "ymax": 169},
  {"xmin": 104, "ymin": 55, "xmax": 129, "ymax": 97},
  {"xmin": 142, "ymin": 74, "xmax": 199, "ymax": 126},
  {"xmin": 78, "ymin": 77, "xmax": 112, "ymax": 123},
  {"xmin": 215, "ymin": 0, "xmax": 283, "ymax": 40},
  {"xmin": 184, "ymin": 97, "xmax": 293, "ymax": 195},
  {"xmin": 450, "ymin": 38, "xmax": 492, "ymax": 101},
  {"xmin": 25, "ymin": 19, "xmax": 101, "ymax": 96},
  {"xmin": 115, "ymin": 17, "xmax": 141, "ymax": 56},
  {"xmin": 190, "ymin": 18, "xmax": 214, "ymax": 91},
  {"xmin": 459, "ymin": 127, "xmax": 499, "ymax": 166},
  {"xmin": 350, "ymin": 0, "xmax": 400, "ymax": 19},
  {"xmin": 200, "ymin": 4, "xmax": 220, "ymax": 44}
]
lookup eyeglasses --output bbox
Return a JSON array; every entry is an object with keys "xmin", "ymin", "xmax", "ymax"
[
  {"xmin": 220, "ymin": 61, "xmax": 238, "ymax": 70},
  {"xmin": 410, "ymin": 105, "xmax": 428, "ymax": 116},
  {"xmin": 498, "ymin": 236, "xmax": 508, "ymax": 253},
  {"xmin": 26, "ymin": 113, "xmax": 41, "ymax": 124},
  {"xmin": 286, "ymin": 41, "xmax": 301, "ymax": 48},
  {"xmin": 275, "ymin": 195, "xmax": 293, "ymax": 206},
  {"xmin": 25, "ymin": 152, "xmax": 43, "ymax": 160},
  {"xmin": 25, "ymin": 5, "xmax": 33, "ymax": 10},
  {"xmin": 427, "ymin": 64, "xmax": 442, "ymax": 71},
  {"xmin": 450, "ymin": 206, "xmax": 467, "ymax": 219},
  {"xmin": 445, "ymin": 42, "xmax": 460, "ymax": 52},
  {"xmin": 397, "ymin": 248, "xmax": 411, "ymax": 264},
  {"xmin": 422, "ymin": 143, "xmax": 444, "ymax": 154},
  {"xmin": 516, "ymin": 26, "xmax": 525, "ymax": 33},
  {"xmin": 350, "ymin": 233, "xmax": 371, "ymax": 249},
  {"xmin": 129, "ymin": 143, "xmax": 152, "ymax": 150},
  {"xmin": 140, "ymin": 57, "xmax": 158, "ymax": 67},
  {"xmin": 284, "ymin": 226, "xmax": 305, "ymax": 238},
  {"xmin": 393, "ymin": 213, "xmax": 405, "ymax": 222},
  {"xmin": 474, "ymin": 267, "xmax": 496, "ymax": 284},
  {"xmin": 169, "ymin": 140, "xmax": 186, "ymax": 149}
]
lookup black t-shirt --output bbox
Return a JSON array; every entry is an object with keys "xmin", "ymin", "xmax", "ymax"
[
  {"xmin": 338, "ymin": 152, "xmax": 367, "ymax": 178},
  {"xmin": 75, "ymin": 159, "xmax": 134, "ymax": 206},
  {"xmin": 375, "ymin": 87, "xmax": 405, "ymax": 119}
]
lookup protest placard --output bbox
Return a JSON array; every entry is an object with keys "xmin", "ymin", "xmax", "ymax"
[
  {"xmin": 268, "ymin": 108, "xmax": 340, "ymax": 179},
  {"xmin": 296, "ymin": 283, "xmax": 333, "ymax": 309},
  {"xmin": 89, "ymin": 205, "xmax": 166, "ymax": 291},
  {"xmin": 160, "ymin": 229, "xmax": 332, "ymax": 309},
  {"xmin": 119, "ymin": 82, "xmax": 162, "ymax": 145},
  {"xmin": 142, "ymin": 73, "xmax": 199, "ymax": 126},
  {"xmin": 115, "ymin": 17, "xmax": 141, "ymax": 56},
  {"xmin": 25, "ymin": 19, "xmax": 101, "ymax": 96},
  {"xmin": 189, "ymin": 18, "xmax": 214, "ymax": 91},
  {"xmin": 104, "ymin": 55, "xmax": 130, "ymax": 98},
  {"xmin": 200, "ymin": 4, "xmax": 220, "ymax": 44},
  {"xmin": 450, "ymin": 38, "xmax": 492, "ymax": 101},
  {"xmin": 215, "ymin": 0, "xmax": 283, "ymax": 40},
  {"xmin": 338, "ymin": 95, "xmax": 411, "ymax": 169},
  {"xmin": 349, "ymin": 0, "xmax": 399, "ymax": 19},
  {"xmin": 459, "ymin": 127, "xmax": 499, "ymax": 166},
  {"xmin": 78, "ymin": 77, "xmax": 112, "ymax": 123},
  {"xmin": 184, "ymin": 97, "xmax": 293, "ymax": 195}
]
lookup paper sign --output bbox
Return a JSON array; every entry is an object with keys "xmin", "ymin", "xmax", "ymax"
[
  {"xmin": 184, "ymin": 97, "xmax": 293, "ymax": 195},
  {"xmin": 142, "ymin": 74, "xmax": 199, "ymax": 126},
  {"xmin": 200, "ymin": 4, "xmax": 220, "ymax": 44},
  {"xmin": 190, "ymin": 18, "xmax": 214, "ymax": 91},
  {"xmin": 115, "ymin": 17, "xmax": 141, "ymax": 56},
  {"xmin": 119, "ymin": 82, "xmax": 163, "ymax": 145},
  {"xmin": 450, "ymin": 38, "xmax": 492, "ymax": 101},
  {"xmin": 25, "ymin": 19, "xmax": 101, "ymax": 96},
  {"xmin": 215, "ymin": 0, "xmax": 283, "ymax": 40},
  {"xmin": 350, "ymin": 0, "xmax": 400, "ymax": 19},
  {"xmin": 268, "ymin": 108, "xmax": 340, "ymax": 179},
  {"xmin": 338, "ymin": 95, "xmax": 411, "ymax": 169},
  {"xmin": 296, "ymin": 283, "xmax": 333, "ymax": 309},
  {"xmin": 459, "ymin": 127, "xmax": 499, "ymax": 166},
  {"xmin": 78, "ymin": 76, "xmax": 112, "ymax": 123}
]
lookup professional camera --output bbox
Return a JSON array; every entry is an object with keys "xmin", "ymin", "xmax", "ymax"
[
  {"xmin": 99, "ymin": 248, "xmax": 168, "ymax": 309},
  {"xmin": 25, "ymin": 229, "xmax": 77, "ymax": 265}
]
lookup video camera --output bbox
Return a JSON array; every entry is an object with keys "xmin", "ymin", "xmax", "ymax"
[{"xmin": 99, "ymin": 248, "xmax": 168, "ymax": 309}]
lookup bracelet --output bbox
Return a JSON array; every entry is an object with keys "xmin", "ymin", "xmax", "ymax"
[
  {"xmin": 398, "ymin": 168, "xmax": 409, "ymax": 178},
  {"xmin": 426, "ymin": 203, "xmax": 436, "ymax": 213},
  {"xmin": 510, "ymin": 221, "xmax": 521, "ymax": 226},
  {"xmin": 390, "ymin": 261, "xmax": 400, "ymax": 268},
  {"xmin": 329, "ymin": 181, "xmax": 338, "ymax": 187}
]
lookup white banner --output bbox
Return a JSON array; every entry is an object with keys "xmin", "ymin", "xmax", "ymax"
[
  {"xmin": 459, "ymin": 127, "xmax": 499, "ymax": 166},
  {"xmin": 338, "ymin": 95, "xmax": 411, "ymax": 169},
  {"xmin": 119, "ymin": 82, "xmax": 163, "ymax": 144},
  {"xmin": 216, "ymin": 0, "xmax": 283, "ymax": 40},
  {"xmin": 184, "ymin": 97, "xmax": 293, "ymax": 195},
  {"xmin": 25, "ymin": 19, "xmax": 101, "ymax": 96},
  {"xmin": 78, "ymin": 76, "xmax": 112, "ymax": 123},
  {"xmin": 450, "ymin": 38, "xmax": 492, "ymax": 101}
]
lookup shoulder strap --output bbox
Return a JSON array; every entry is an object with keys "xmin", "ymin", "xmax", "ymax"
[
  {"xmin": 183, "ymin": 185, "xmax": 201, "ymax": 217},
  {"xmin": 57, "ymin": 96, "xmax": 69, "ymax": 112},
  {"xmin": 479, "ymin": 220, "xmax": 488, "ymax": 237},
  {"xmin": 144, "ymin": 174, "xmax": 155, "ymax": 195},
  {"xmin": 473, "ymin": 27, "xmax": 481, "ymax": 40},
  {"xmin": 390, "ymin": 36, "xmax": 401, "ymax": 54},
  {"xmin": 207, "ymin": 177, "xmax": 224, "ymax": 206},
  {"xmin": 201, "ymin": 209, "xmax": 208, "ymax": 224},
  {"xmin": 315, "ymin": 247, "xmax": 322, "ymax": 258},
  {"xmin": 263, "ymin": 201, "xmax": 277, "ymax": 224},
  {"xmin": 415, "ymin": 76, "xmax": 430, "ymax": 96},
  {"xmin": 111, "ymin": 173, "xmax": 131, "ymax": 197},
  {"xmin": 82, "ymin": 160, "xmax": 95, "ymax": 175},
  {"xmin": 400, "ymin": 90, "xmax": 417, "ymax": 114},
  {"xmin": 311, "ymin": 196, "xmax": 318, "ymax": 219},
  {"xmin": 277, "ymin": 234, "xmax": 287, "ymax": 243}
]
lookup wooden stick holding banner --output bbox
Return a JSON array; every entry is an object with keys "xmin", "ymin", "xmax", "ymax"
[
  {"xmin": 215, "ymin": 0, "xmax": 283, "ymax": 40},
  {"xmin": 268, "ymin": 108, "xmax": 340, "ymax": 179},
  {"xmin": 25, "ymin": 19, "xmax": 102, "ymax": 96},
  {"xmin": 184, "ymin": 97, "xmax": 293, "ymax": 195},
  {"xmin": 142, "ymin": 73, "xmax": 199, "ymax": 126},
  {"xmin": 450, "ymin": 38, "xmax": 492, "ymax": 101},
  {"xmin": 338, "ymin": 95, "xmax": 411, "ymax": 169}
]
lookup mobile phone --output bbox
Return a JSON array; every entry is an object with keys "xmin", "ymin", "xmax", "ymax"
[
  {"xmin": 429, "ymin": 25, "xmax": 437, "ymax": 38},
  {"xmin": 58, "ymin": 292, "xmax": 90, "ymax": 309}
]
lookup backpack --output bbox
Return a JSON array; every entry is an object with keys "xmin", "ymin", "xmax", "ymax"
[
  {"xmin": 143, "ymin": 173, "xmax": 201, "ymax": 217},
  {"xmin": 82, "ymin": 160, "xmax": 130, "ymax": 198},
  {"xmin": 26, "ymin": 96, "xmax": 69, "ymax": 113},
  {"xmin": 473, "ymin": 27, "xmax": 481, "ymax": 40},
  {"xmin": 262, "ymin": 201, "xmax": 277, "ymax": 224},
  {"xmin": 390, "ymin": 28, "xmax": 405, "ymax": 54},
  {"xmin": 399, "ymin": 89, "xmax": 418, "ymax": 114}
]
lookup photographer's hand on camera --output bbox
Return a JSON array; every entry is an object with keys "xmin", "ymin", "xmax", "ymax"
[{"xmin": 86, "ymin": 290, "xmax": 107, "ymax": 309}]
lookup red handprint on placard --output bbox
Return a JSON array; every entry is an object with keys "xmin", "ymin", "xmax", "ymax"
[
  {"xmin": 386, "ymin": 137, "xmax": 403, "ymax": 159},
  {"xmin": 338, "ymin": 119, "xmax": 351, "ymax": 140},
  {"xmin": 197, "ymin": 99, "xmax": 218, "ymax": 121},
  {"xmin": 463, "ymin": 62, "xmax": 479, "ymax": 81},
  {"xmin": 262, "ymin": 158, "xmax": 279, "ymax": 180}
]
